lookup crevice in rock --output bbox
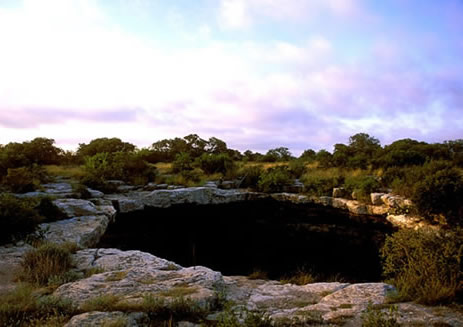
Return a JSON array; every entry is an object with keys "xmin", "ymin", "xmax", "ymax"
[{"xmin": 97, "ymin": 198, "xmax": 396, "ymax": 282}]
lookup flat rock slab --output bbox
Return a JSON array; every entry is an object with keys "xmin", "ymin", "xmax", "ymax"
[
  {"xmin": 53, "ymin": 199, "xmax": 102, "ymax": 217},
  {"xmin": 65, "ymin": 311, "xmax": 148, "ymax": 327},
  {"xmin": 55, "ymin": 249, "xmax": 224, "ymax": 310},
  {"xmin": 141, "ymin": 187, "xmax": 253, "ymax": 208},
  {"xmin": 39, "ymin": 215, "xmax": 110, "ymax": 248},
  {"xmin": 0, "ymin": 245, "xmax": 32, "ymax": 295},
  {"xmin": 72, "ymin": 248, "xmax": 182, "ymax": 272}
]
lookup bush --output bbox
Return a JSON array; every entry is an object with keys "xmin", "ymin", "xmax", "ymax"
[
  {"xmin": 238, "ymin": 165, "xmax": 263, "ymax": 189},
  {"xmin": 412, "ymin": 166, "xmax": 463, "ymax": 225},
  {"xmin": 0, "ymin": 193, "xmax": 43, "ymax": 244},
  {"xmin": 344, "ymin": 176, "xmax": 381, "ymax": 203},
  {"xmin": 81, "ymin": 152, "xmax": 156, "ymax": 190},
  {"xmin": 257, "ymin": 166, "xmax": 292, "ymax": 193},
  {"xmin": 171, "ymin": 152, "xmax": 193, "ymax": 173},
  {"xmin": 301, "ymin": 174, "xmax": 343, "ymax": 196},
  {"xmin": 288, "ymin": 160, "xmax": 307, "ymax": 178},
  {"xmin": 21, "ymin": 243, "xmax": 74, "ymax": 285},
  {"xmin": 198, "ymin": 153, "xmax": 236, "ymax": 175},
  {"xmin": 3, "ymin": 167, "xmax": 36, "ymax": 193},
  {"xmin": 381, "ymin": 228, "xmax": 463, "ymax": 305}
]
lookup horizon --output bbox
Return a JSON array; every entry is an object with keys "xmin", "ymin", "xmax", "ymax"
[{"xmin": 0, "ymin": 0, "xmax": 462, "ymax": 155}]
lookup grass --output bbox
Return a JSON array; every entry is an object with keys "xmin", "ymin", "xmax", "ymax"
[
  {"xmin": 248, "ymin": 270, "xmax": 269, "ymax": 280},
  {"xmin": 154, "ymin": 162, "xmax": 173, "ymax": 174},
  {"xmin": 81, "ymin": 294, "xmax": 209, "ymax": 325},
  {"xmin": 361, "ymin": 302, "xmax": 400, "ymax": 327},
  {"xmin": 20, "ymin": 243, "xmax": 74, "ymax": 286},
  {"xmin": 104, "ymin": 270, "xmax": 128, "ymax": 282},
  {"xmin": 44, "ymin": 165, "xmax": 85, "ymax": 179},
  {"xmin": 158, "ymin": 286, "xmax": 197, "ymax": 297},
  {"xmin": 0, "ymin": 284, "xmax": 76, "ymax": 327},
  {"xmin": 280, "ymin": 270, "xmax": 316, "ymax": 286}
]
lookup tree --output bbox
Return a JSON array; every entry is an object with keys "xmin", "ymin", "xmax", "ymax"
[
  {"xmin": 262, "ymin": 147, "xmax": 293, "ymax": 162},
  {"xmin": 77, "ymin": 138, "xmax": 135, "ymax": 158},
  {"xmin": 206, "ymin": 137, "xmax": 227, "ymax": 154},
  {"xmin": 299, "ymin": 149, "xmax": 316, "ymax": 162},
  {"xmin": 25, "ymin": 138, "xmax": 62, "ymax": 165},
  {"xmin": 315, "ymin": 149, "xmax": 333, "ymax": 168}
]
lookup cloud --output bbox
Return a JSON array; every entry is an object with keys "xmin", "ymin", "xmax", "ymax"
[
  {"xmin": 218, "ymin": 0, "xmax": 365, "ymax": 29},
  {"xmin": 0, "ymin": 0, "xmax": 462, "ymax": 153},
  {"xmin": 0, "ymin": 108, "xmax": 141, "ymax": 128}
]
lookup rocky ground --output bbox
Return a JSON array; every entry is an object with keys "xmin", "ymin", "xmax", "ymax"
[{"xmin": 0, "ymin": 179, "xmax": 461, "ymax": 326}]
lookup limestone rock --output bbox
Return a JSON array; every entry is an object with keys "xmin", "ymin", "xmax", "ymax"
[
  {"xmin": 65, "ymin": 311, "xmax": 148, "ymax": 327},
  {"xmin": 370, "ymin": 193, "xmax": 386, "ymax": 205},
  {"xmin": 55, "ymin": 249, "xmax": 223, "ymax": 311},
  {"xmin": 54, "ymin": 266, "xmax": 224, "ymax": 310},
  {"xmin": 39, "ymin": 215, "xmax": 110, "ymax": 248},
  {"xmin": 381, "ymin": 194, "xmax": 409, "ymax": 208},
  {"xmin": 88, "ymin": 188, "xmax": 104, "ymax": 198},
  {"xmin": 142, "ymin": 187, "xmax": 250, "ymax": 208},
  {"xmin": 333, "ymin": 187, "xmax": 348, "ymax": 198},
  {"xmin": 42, "ymin": 182, "xmax": 74, "ymax": 196},
  {"xmin": 72, "ymin": 248, "xmax": 182, "ymax": 272},
  {"xmin": 53, "ymin": 199, "xmax": 101, "ymax": 218},
  {"xmin": 0, "ymin": 245, "xmax": 33, "ymax": 295}
]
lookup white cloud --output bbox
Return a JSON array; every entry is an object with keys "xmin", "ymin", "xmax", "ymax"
[
  {"xmin": 218, "ymin": 0, "xmax": 364, "ymax": 29},
  {"xmin": 218, "ymin": 0, "xmax": 250, "ymax": 29}
]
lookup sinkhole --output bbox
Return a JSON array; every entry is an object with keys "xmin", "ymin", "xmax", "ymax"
[{"xmin": 97, "ymin": 199, "xmax": 396, "ymax": 282}]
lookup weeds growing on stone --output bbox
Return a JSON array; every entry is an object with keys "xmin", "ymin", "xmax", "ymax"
[
  {"xmin": 361, "ymin": 302, "xmax": 400, "ymax": 327},
  {"xmin": 20, "ymin": 243, "xmax": 74, "ymax": 286},
  {"xmin": 0, "ymin": 284, "xmax": 76, "ymax": 327}
]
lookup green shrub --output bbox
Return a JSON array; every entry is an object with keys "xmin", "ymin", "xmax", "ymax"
[
  {"xmin": 3, "ymin": 167, "xmax": 36, "ymax": 193},
  {"xmin": 288, "ymin": 160, "xmax": 307, "ymax": 178},
  {"xmin": 238, "ymin": 165, "xmax": 263, "ymax": 189},
  {"xmin": 172, "ymin": 152, "xmax": 193, "ymax": 173},
  {"xmin": 361, "ymin": 303, "xmax": 400, "ymax": 327},
  {"xmin": 198, "ymin": 153, "xmax": 236, "ymax": 175},
  {"xmin": 81, "ymin": 152, "xmax": 156, "ymax": 190},
  {"xmin": 257, "ymin": 166, "xmax": 292, "ymax": 193},
  {"xmin": 0, "ymin": 193, "xmax": 43, "ymax": 244},
  {"xmin": 301, "ymin": 174, "xmax": 343, "ymax": 196},
  {"xmin": 344, "ymin": 176, "xmax": 381, "ymax": 203},
  {"xmin": 21, "ymin": 243, "xmax": 73, "ymax": 285},
  {"xmin": 412, "ymin": 166, "xmax": 463, "ymax": 225},
  {"xmin": 381, "ymin": 228, "xmax": 463, "ymax": 305}
]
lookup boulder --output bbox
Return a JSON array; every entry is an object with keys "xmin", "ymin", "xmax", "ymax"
[
  {"xmin": 141, "ymin": 187, "xmax": 249, "ymax": 208},
  {"xmin": 0, "ymin": 245, "xmax": 33, "ymax": 295},
  {"xmin": 53, "ymin": 199, "xmax": 101, "ymax": 218},
  {"xmin": 332, "ymin": 187, "xmax": 348, "ymax": 198},
  {"xmin": 87, "ymin": 188, "xmax": 104, "ymax": 198},
  {"xmin": 65, "ymin": 311, "xmax": 148, "ymax": 327},
  {"xmin": 370, "ymin": 193, "xmax": 386, "ymax": 205},
  {"xmin": 54, "ymin": 249, "xmax": 225, "ymax": 310},
  {"xmin": 39, "ymin": 215, "xmax": 110, "ymax": 248},
  {"xmin": 41, "ymin": 182, "xmax": 74, "ymax": 197}
]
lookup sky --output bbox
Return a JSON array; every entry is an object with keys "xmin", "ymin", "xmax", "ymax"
[{"xmin": 0, "ymin": 0, "xmax": 462, "ymax": 155}]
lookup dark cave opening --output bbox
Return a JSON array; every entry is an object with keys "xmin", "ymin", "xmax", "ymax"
[{"xmin": 97, "ymin": 199, "xmax": 396, "ymax": 282}]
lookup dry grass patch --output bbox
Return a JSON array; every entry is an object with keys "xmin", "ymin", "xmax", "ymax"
[
  {"xmin": 159, "ymin": 286, "xmax": 197, "ymax": 298},
  {"xmin": 104, "ymin": 271, "xmax": 128, "ymax": 282},
  {"xmin": 44, "ymin": 165, "xmax": 85, "ymax": 179},
  {"xmin": 20, "ymin": 243, "xmax": 73, "ymax": 286}
]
